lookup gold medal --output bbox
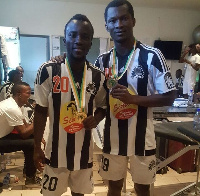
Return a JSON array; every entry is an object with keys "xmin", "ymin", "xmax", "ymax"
[
  {"xmin": 64, "ymin": 58, "xmax": 87, "ymax": 133},
  {"xmin": 76, "ymin": 111, "xmax": 87, "ymax": 122},
  {"xmin": 107, "ymin": 77, "xmax": 118, "ymax": 89}
]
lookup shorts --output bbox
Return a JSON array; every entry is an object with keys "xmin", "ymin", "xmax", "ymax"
[
  {"xmin": 41, "ymin": 165, "xmax": 93, "ymax": 196},
  {"xmin": 99, "ymin": 153, "xmax": 156, "ymax": 185}
]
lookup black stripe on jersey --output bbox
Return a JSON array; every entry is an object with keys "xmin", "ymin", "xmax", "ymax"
[
  {"xmin": 67, "ymin": 131, "xmax": 75, "ymax": 170},
  {"xmin": 135, "ymin": 51, "xmax": 148, "ymax": 156},
  {"xmin": 103, "ymin": 91, "xmax": 111, "ymax": 154},
  {"xmin": 80, "ymin": 63, "xmax": 96, "ymax": 169},
  {"xmin": 39, "ymin": 65, "xmax": 49, "ymax": 85},
  {"xmin": 145, "ymin": 149, "xmax": 156, "ymax": 156},
  {"xmin": 102, "ymin": 51, "xmax": 112, "ymax": 69},
  {"xmin": 0, "ymin": 82, "xmax": 12, "ymax": 93},
  {"xmin": 80, "ymin": 131, "xmax": 92, "ymax": 169},
  {"xmin": 117, "ymin": 54, "xmax": 129, "ymax": 155},
  {"xmin": 118, "ymin": 119, "xmax": 128, "ymax": 155},
  {"xmin": 94, "ymin": 57, "xmax": 100, "ymax": 69},
  {"xmin": 67, "ymin": 89, "xmax": 76, "ymax": 170},
  {"xmin": 135, "ymin": 106, "xmax": 147, "ymax": 156},
  {"xmin": 118, "ymin": 72, "xmax": 129, "ymax": 155},
  {"xmin": 95, "ymin": 54, "xmax": 111, "ymax": 154},
  {"xmin": 50, "ymin": 64, "xmax": 61, "ymax": 168},
  {"xmin": 100, "ymin": 50, "xmax": 114, "ymax": 154},
  {"xmin": 141, "ymin": 43, "xmax": 169, "ymax": 72}
]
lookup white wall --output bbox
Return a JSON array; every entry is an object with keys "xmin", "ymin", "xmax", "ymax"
[{"xmin": 0, "ymin": 0, "xmax": 200, "ymax": 79}]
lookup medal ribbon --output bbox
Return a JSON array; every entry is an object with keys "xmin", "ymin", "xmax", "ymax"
[
  {"xmin": 112, "ymin": 39, "xmax": 137, "ymax": 80},
  {"xmin": 65, "ymin": 58, "xmax": 86, "ymax": 112}
]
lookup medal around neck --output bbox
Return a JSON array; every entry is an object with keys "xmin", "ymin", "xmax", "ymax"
[
  {"xmin": 60, "ymin": 101, "xmax": 87, "ymax": 134},
  {"xmin": 107, "ymin": 39, "xmax": 137, "ymax": 86},
  {"xmin": 107, "ymin": 77, "xmax": 118, "ymax": 89},
  {"xmin": 60, "ymin": 58, "xmax": 87, "ymax": 134},
  {"xmin": 76, "ymin": 111, "xmax": 87, "ymax": 121}
]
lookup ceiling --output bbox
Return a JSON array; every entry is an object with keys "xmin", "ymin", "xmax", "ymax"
[{"xmin": 48, "ymin": 0, "xmax": 200, "ymax": 11}]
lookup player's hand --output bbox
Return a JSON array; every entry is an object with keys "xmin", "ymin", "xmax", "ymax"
[
  {"xmin": 110, "ymin": 83, "xmax": 134, "ymax": 104},
  {"xmin": 51, "ymin": 53, "xmax": 66, "ymax": 63},
  {"xmin": 34, "ymin": 146, "xmax": 45, "ymax": 172},
  {"xmin": 82, "ymin": 115, "xmax": 98, "ymax": 130}
]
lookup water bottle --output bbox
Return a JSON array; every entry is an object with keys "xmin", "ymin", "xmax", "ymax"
[
  {"xmin": 193, "ymin": 108, "xmax": 200, "ymax": 131},
  {"xmin": 188, "ymin": 89, "xmax": 193, "ymax": 106},
  {"xmin": 0, "ymin": 153, "xmax": 6, "ymax": 172}
]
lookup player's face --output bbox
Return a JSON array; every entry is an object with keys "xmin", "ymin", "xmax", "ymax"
[
  {"xmin": 196, "ymin": 44, "xmax": 200, "ymax": 53},
  {"xmin": 105, "ymin": 4, "xmax": 135, "ymax": 43},
  {"xmin": 16, "ymin": 67, "xmax": 24, "ymax": 79},
  {"xmin": 19, "ymin": 85, "xmax": 31, "ymax": 105},
  {"xmin": 65, "ymin": 20, "xmax": 92, "ymax": 60}
]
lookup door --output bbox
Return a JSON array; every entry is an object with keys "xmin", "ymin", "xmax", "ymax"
[{"xmin": 20, "ymin": 35, "xmax": 50, "ymax": 89}]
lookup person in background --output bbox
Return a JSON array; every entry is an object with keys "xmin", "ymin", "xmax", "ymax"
[
  {"xmin": 94, "ymin": 0, "xmax": 176, "ymax": 195},
  {"xmin": 33, "ymin": 14, "xmax": 106, "ymax": 196},
  {"xmin": 16, "ymin": 66, "xmax": 24, "ymax": 80},
  {"xmin": 0, "ymin": 34, "xmax": 10, "ymax": 83},
  {"xmin": 180, "ymin": 43, "xmax": 200, "ymax": 98},
  {"xmin": 0, "ymin": 82, "xmax": 40, "ymax": 186},
  {"xmin": 175, "ymin": 69, "xmax": 184, "ymax": 98},
  {"xmin": 0, "ymin": 69, "xmax": 21, "ymax": 101}
]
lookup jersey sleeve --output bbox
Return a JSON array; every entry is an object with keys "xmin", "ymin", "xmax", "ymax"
[
  {"xmin": 34, "ymin": 63, "xmax": 51, "ymax": 107},
  {"xmin": 150, "ymin": 49, "xmax": 176, "ymax": 94}
]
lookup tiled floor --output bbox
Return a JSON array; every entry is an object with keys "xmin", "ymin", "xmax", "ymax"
[{"xmin": 0, "ymin": 150, "xmax": 198, "ymax": 196}]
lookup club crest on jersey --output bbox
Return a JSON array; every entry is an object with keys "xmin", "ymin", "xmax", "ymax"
[
  {"xmin": 60, "ymin": 101, "xmax": 86, "ymax": 134},
  {"xmin": 131, "ymin": 65, "xmax": 144, "ymax": 79},
  {"xmin": 86, "ymin": 82, "xmax": 96, "ymax": 95},
  {"xmin": 164, "ymin": 72, "xmax": 174, "ymax": 89}
]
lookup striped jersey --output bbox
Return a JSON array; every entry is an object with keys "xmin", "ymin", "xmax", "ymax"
[
  {"xmin": 0, "ymin": 81, "xmax": 14, "ymax": 102},
  {"xmin": 95, "ymin": 41, "xmax": 176, "ymax": 157},
  {"xmin": 34, "ymin": 61, "xmax": 106, "ymax": 171}
]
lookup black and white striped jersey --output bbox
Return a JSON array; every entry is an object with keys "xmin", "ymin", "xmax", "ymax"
[
  {"xmin": 34, "ymin": 61, "xmax": 106, "ymax": 171},
  {"xmin": 0, "ymin": 81, "xmax": 14, "ymax": 102},
  {"xmin": 95, "ymin": 41, "xmax": 176, "ymax": 157}
]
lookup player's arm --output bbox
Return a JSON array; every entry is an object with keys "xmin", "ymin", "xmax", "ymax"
[
  {"xmin": 33, "ymin": 104, "xmax": 48, "ymax": 171},
  {"xmin": 111, "ymin": 83, "xmax": 176, "ymax": 107},
  {"xmin": 14, "ymin": 121, "xmax": 34, "ymax": 139},
  {"xmin": 179, "ymin": 46, "xmax": 190, "ymax": 63},
  {"xmin": 179, "ymin": 46, "xmax": 199, "ymax": 70}
]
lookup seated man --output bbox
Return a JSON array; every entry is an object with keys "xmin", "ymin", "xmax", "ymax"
[
  {"xmin": 0, "ymin": 82, "xmax": 40, "ymax": 186},
  {"xmin": 0, "ymin": 69, "xmax": 21, "ymax": 101}
]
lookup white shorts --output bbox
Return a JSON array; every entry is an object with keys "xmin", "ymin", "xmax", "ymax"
[
  {"xmin": 99, "ymin": 153, "xmax": 156, "ymax": 185},
  {"xmin": 41, "ymin": 165, "xmax": 93, "ymax": 196}
]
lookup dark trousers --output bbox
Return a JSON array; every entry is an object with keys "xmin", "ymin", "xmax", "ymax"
[{"xmin": 0, "ymin": 133, "xmax": 36, "ymax": 178}]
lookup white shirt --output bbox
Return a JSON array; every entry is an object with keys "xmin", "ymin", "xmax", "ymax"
[{"xmin": 0, "ymin": 97, "xmax": 24, "ymax": 138}]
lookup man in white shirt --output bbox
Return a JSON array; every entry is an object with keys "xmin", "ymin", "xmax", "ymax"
[
  {"xmin": 0, "ymin": 82, "xmax": 33, "ymax": 138},
  {"xmin": 0, "ymin": 82, "xmax": 39, "ymax": 186}
]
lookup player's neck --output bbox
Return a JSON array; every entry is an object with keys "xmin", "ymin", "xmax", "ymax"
[
  {"xmin": 114, "ymin": 37, "xmax": 135, "ymax": 56},
  {"xmin": 67, "ymin": 56, "xmax": 86, "ymax": 72}
]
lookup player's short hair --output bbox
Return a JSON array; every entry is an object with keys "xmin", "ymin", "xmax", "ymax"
[{"xmin": 104, "ymin": 0, "xmax": 134, "ymax": 22}]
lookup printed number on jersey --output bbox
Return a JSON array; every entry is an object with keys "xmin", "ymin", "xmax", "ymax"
[{"xmin": 53, "ymin": 76, "xmax": 69, "ymax": 93}]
